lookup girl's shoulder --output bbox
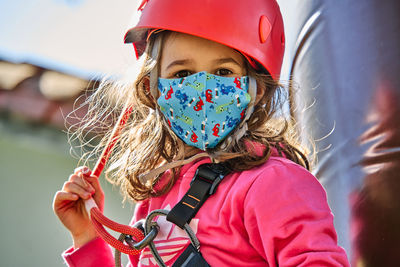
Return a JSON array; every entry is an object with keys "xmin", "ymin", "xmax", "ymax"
[
  {"xmin": 239, "ymin": 155, "xmax": 317, "ymax": 188},
  {"xmin": 233, "ymin": 156, "xmax": 327, "ymax": 207},
  {"xmin": 242, "ymin": 141, "xmax": 312, "ymax": 185}
]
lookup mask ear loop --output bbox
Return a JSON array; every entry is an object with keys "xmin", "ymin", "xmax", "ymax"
[
  {"xmin": 241, "ymin": 76, "xmax": 257, "ymax": 126},
  {"xmin": 149, "ymin": 35, "xmax": 161, "ymax": 98}
]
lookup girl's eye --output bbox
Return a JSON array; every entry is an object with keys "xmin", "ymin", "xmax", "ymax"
[
  {"xmin": 216, "ymin": 69, "xmax": 233, "ymax": 76},
  {"xmin": 174, "ymin": 70, "xmax": 192, "ymax": 78}
]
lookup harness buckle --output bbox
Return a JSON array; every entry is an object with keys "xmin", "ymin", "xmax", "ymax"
[
  {"xmin": 208, "ymin": 173, "xmax": 225, "ymax": 195},
  {"xmin": 191, "ymin": 163, "xmax": 229, "ymax": 195}
]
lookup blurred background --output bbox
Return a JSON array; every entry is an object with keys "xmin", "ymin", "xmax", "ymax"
[
  {"xmin": 1, "ymin": 0, "xmax": 399, "ymax": 266},
  {"xmin": 0, "ymin": 0, "xmax": 138, "ymax": 266}
]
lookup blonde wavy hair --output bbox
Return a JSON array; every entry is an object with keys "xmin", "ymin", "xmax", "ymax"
[{"xmin": 68, "ymin": 31, "xmax": 310, "ymax": 202}]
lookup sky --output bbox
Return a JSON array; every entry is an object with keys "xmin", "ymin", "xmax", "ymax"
[{"xmin": 0, "ymin": 0, "xmax": 139, "ymax": 79}]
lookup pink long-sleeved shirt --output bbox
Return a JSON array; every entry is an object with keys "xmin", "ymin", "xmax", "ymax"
[{"xmin": 63, "ymin": 155, "xmax": 349, "ymax": 266}]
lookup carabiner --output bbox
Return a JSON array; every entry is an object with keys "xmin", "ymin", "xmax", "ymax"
[{"xmin": 125, "ymin": 225, "xmax": 159, "ymax": 250}]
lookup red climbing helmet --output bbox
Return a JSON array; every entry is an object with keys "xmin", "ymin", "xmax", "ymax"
[{"xmin": 124, "ymin": 0, "xmax": 285, "ymax": 80}]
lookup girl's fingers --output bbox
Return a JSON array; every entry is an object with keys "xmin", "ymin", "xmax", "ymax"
[
  {"xmin": 70, "ymin": 166, "xmax": 104, "ymax": 210},
  {"xmin": 63, "ymin": 180, "xmax": 93, "ymax": 200},
  {"xmin": 84, "ymin": 175, "xmax": 101, "ymax": 193},
  {"xmin": 69, "ymin": 174, "xmax": 95, "ymax": 194},
  {"xmin": 72, "ymin": 166, "xmax": 97, "ymax": 195},
  {"xmin": 54, "ymin": 191, "xmax": 79, "ymax": 204},
  {"xmin": 83, "ymin": 175, "xmax": 104, "ymax": 211},
  {"xmin": 74, "ymin": 166, "xmax": 91, "ymax": 176},
  {"xmin": 53, "ymin": 191, "xmax": 79, "ymax": 215}
]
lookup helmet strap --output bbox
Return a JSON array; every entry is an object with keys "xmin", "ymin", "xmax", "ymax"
[
  {"xmin": 242, "ymin": 75, "xmax": 257, "ymax": 124},
  {"xmin": 149, "ymin": 35, "xmax": 162, "ymax": 99}
]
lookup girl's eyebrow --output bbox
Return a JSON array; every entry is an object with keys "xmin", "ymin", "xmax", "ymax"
[
  {"xmin": 213, "ymin": 57, "xmax": 242, "ymax": 67},
  {"xmin": 166, "ymin": 57, "xmax": 242, "ymax": 71},
  {"xmin": 166, "ymin": 59, "xmax": 193, "ymax": 70}
]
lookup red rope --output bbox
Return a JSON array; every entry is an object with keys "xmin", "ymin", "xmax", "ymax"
[
  {"xmin": 83, "ymin": 104, "xmax": 144, "ymax": 255},
  {"xmin": 90, "ymin": 207, "xmax": 144, "ymax": 255},
  {"xmin": 92, "ymin": 105, "xmax": 133, "ymax": 177}
]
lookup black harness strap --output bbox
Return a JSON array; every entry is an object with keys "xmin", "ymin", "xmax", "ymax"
[
  {"xmin": 127, "ymin": 163, "xmax": 231, "ymax": 267},
  {"xmin": 172, "ymin": 243, "xmax": 210, "ymax": 267},
  {"xmin": 166, "ymin": 163, "xmax": 230, "ymax": 229}
]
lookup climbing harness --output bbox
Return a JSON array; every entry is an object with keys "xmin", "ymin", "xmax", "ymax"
[
  {"xmin": 113, "ymin": 163, "xmax": 231, "ymax": 266},
  {"xmin": 123, "ymin": 163, "xmax": 231, "ymax": 266},
  {"xmin": 82, "ymin": 101, "xmax": 231, "ymax": 266},
  {"xmin": 166, "ymin": 163, "xmax": 230, "ymax": 228}
]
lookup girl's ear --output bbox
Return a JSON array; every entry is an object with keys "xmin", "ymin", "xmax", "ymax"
[
  {"xmin": 143, "ymin": 75, "xmax": 161, "ymax": 99},
  {"xmin": 143, "ymin": 75, "xmax": 151, "ymax": 93},
  {"xmin": 142, "ymin": 75, "xmax": 156, "ymax": 104}
]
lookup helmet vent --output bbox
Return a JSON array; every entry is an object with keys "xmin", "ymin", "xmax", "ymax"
[{"xmin": 259, "ymin": 15, "xmax": 272, "ymax": 43}]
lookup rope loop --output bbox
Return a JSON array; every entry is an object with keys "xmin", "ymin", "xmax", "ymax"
[{"xmin": 90, "ymin": 207, "xmax": 144, "ymax": 255}]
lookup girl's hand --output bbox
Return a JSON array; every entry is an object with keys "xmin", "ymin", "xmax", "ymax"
[{"xmin": 53, "ymin": 166, "xmax": 105, "ymax": 248}]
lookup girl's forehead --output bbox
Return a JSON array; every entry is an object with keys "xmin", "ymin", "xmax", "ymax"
[{"xmin": 161, "ymin": 32, "xmax": 244, "ymax": 65}]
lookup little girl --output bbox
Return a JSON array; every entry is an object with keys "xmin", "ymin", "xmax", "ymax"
[{"xmin": 53, "ymin": 0, "xmax": 350, "ymax": 266}]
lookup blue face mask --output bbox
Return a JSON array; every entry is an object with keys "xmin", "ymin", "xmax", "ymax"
[{"xmin": 157, "ymin": 71, "xmax": 251, "ymax": 150}]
